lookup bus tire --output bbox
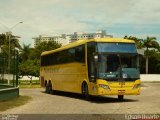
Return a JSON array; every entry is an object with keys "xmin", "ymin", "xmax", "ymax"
[
  {"xmin": 118, "ymin": 95, "xmax": 124, "ymax": 101},
  {"xmin": 48, "ymin": 82, "xmax": 53, "ymax": 94},
  {"xmin": 45, "ymin": 83, "xmax": 49, "ymax": 93},
  {"xmin": 82, "ymin": 83, "xmax": 90, "ymax": 101}
]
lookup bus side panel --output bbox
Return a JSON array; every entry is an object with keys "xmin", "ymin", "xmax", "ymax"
[{"xmin": 50, "ymin": 63, "xmax": 87, "ymax": 93}]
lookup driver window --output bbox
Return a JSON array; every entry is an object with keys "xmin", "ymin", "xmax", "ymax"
[{"xmin": 87, "ymin": 42, "xmax": 96, "ymax": 81}]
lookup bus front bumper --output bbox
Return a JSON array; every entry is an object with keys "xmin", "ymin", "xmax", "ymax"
[
  {"xmin": 89, "ymin": 79, "xmax": 141, "ymax": 96},
  {"xmin": 96, "ymin": 87, "xmax": 140, "ymax": 95}
]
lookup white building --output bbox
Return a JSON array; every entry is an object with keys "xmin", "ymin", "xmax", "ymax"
[
  {"xmin": 70, "ymin": 30, "xmax": 113, "ymax": 42},
  {"xmin": 33, "ymin": 30, "xmax": 113, "ymax": 47},
  {"xmin": 32, "ymin": 34, "xmax": 71, "ymax": 47}
]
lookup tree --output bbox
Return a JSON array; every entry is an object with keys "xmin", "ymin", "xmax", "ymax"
[
  {"xmin": 10, "ymin": 36, "xmax": 21, "ymax": 49},
  {"xmin": 0, "ymin": 34, "xmax": 7, "ymax": 56},
  {"xmin": 19, "ymin": 59, "xmax": 40, "ymax": 85},
  {"xmin": 124, "ymin": 35, "xmax": 160, "ymax": 74},
  {"xmin": 0, "ymin": 33, "xmax": 21, "ymax": 74},
  {"xmin": 143, "ymin": 37, "xmax": 159, "ymax": 74},
  {"xmin": 0, "ymin": 34, "xmax": 6, "ymax": 46},
  {"xmin": 28, "ymin": 48, "xmax": 37, "ymax": 60},
  {"xmin": 0, "ymin": 33, "xmax": 21, "ymax": 57},
  {"xmin": 19, "ymin": 40, "xmax": 61, "ymax": 82},
  {"xmin": 144, "ymin": 50, "xmax": 160, "ymax": 73},
  {"xmin": 34, "ymin": 41, "xmax": 61, "ymax": 59},
  {"xmin": 124, "ymin": 35, "xmax": 143, "ymax": 49},
  {"xmin": 19, "ymin": 44, "xmax": 31, "ymax": 62}
]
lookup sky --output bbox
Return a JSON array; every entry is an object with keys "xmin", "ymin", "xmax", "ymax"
[{"xmin": 0, "ymin": 0, "xmax": 160, "ymax": 47}]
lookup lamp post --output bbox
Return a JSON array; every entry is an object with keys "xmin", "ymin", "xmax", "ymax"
[
  {"xmin": 1, "ymin": 21, "xmax": 23, "ymax": 84},
  {"xmin": 9, "ymin": 22, "xmax": 23, "ymax": 72},
  {"xmin": 12, "ymin": 47, "xmax": 19, "ymax": 87}
]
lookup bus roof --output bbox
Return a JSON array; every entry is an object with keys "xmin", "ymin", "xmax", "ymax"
[{"xmin": 41, "ymin": 38, "xmax": 135, "ymax": 56}]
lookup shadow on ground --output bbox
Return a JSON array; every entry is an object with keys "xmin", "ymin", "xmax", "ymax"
[{"xmin": 41, "ymin": 90, "xmax": 138, "ymax": 103}]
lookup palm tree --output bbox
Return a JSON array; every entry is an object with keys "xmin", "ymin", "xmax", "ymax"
[
  {"xmin": 0, "ymin": 33, "xmax": 21, "ymax": 54},
  {"xmin": 124, "ymin": 35, "xmax": 143, "ymax": 49},
  {"xmin": 0, "ymin": 34, "xmax": 6, "ymax": 46},
  {"xmin": 124, "ymin": 35, "xmax": 160, "ymax": 74},
  {"xmin": 20, "ymin": 44, "xmax": 31, "ymax": 61},
  {"xmin": 143, "ymin": 37, "xmax": 159, "ymax": 74},
  {"xmin": 10, "ymin": 36, "xmax": 21, "ymax": 49}
]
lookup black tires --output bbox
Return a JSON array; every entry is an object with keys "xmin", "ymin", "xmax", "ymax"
[
  {"xmin": 45, "ymin": 83, "xmax": 49, "ymax": 93},
  {"xmin": 82, "ymin": 83, "xmax": 90, "ymax": 100},
  {"xmin": 45, "ymin": 82, "xmax": 53, "ymax": 94}
]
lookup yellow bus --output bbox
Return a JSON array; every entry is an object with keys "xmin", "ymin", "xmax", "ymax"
[{"xmin": 40, "ymin": 38, "xmax": 140, "ymax": 100}]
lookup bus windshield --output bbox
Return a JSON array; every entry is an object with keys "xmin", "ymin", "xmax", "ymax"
[
  {"xmin": 97, "ymin": 54, "xmax": 140, "ymax": 81},
  {"xmin": 96, "ymin": 42, "xmax": 139, "ymax": 81}
]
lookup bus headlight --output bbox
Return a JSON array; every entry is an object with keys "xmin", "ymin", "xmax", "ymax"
[
  {"xmin": 133, "ymin": 84, "xmax": 140, "ymax": 89},
  {"xmin": 99, "ymin": 84, "xmax": 110, "ymax": 91}
]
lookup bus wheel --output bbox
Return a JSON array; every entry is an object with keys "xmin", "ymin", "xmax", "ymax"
[
  {"xmin": 118, "ymin": 95, "xmax": 124, "ymax": 101},
  {"xmin": 82, "ymin": 83, "xmax": 90, "ymax": 101},
  {"xmin": 45, "ymin": 83, "xmax": 49, "ymax": 93},
  {"xmin": 48, "ymin": 82, "xmax": 53, "ymax": 94}
]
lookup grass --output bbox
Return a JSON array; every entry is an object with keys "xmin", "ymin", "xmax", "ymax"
[
  {"xmin": 19, "ymin": 84, "xmax": 41, "ymax": 88},
  {"xmin": 0, "ymin": 95, "xmax": 32, "ymax": 111},
  {"xmin": 19, "ymin": 80, "xmax": 40, "ymax": 85},
  {"xmin": 18, "ymin": 80, "xmax": 41, "ymax": 88},
  {"xmin": 0, "ymin": 80, "xmax": 41, "ymax": 88}
]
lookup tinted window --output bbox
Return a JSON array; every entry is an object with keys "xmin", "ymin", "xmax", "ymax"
[
  {"xmin": 75, "ymin": 45, "xmax": 85, "ymax": 63},
  {"xmin": 41, "ymin": 45, "xmax": 85, "ymax": 66},
  {"xmin": 97, "ymin": 43, "xmax": 137, "ymax": 53}
]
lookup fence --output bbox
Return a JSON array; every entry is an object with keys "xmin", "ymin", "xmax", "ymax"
[
  {"xmin": 0, "ymin": 49, "xmax": 19, "ymax": 100},
  {"xmin": 0, "ymin": 50, "xmax": 18, "ymax": 87}
]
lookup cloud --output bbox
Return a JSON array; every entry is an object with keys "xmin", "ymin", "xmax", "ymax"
[
  {"xmin": 0, "ymin": 0, "xmax": 160, "ymax": 45},
  {"xmin": 116, "ymin": 0, "xmax": 160, "ymax": 24}
]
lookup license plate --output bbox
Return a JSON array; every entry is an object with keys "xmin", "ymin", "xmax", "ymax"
[{"xmin": 118, "ymin": 90, "xmax": 125, "ymax": 95}]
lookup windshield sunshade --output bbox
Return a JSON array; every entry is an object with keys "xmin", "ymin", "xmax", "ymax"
[{"xmin": 97, "ymin": 43, "xmax": 137, "ymax": 53}]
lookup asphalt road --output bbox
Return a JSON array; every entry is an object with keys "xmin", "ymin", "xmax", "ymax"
[{"xmin": 1, "ymin": 83, "xmax": 160, "ymax": 119}]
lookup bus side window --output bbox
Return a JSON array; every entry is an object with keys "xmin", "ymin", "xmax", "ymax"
[{"xmin": 75, "ymin": 45, "xmax": 85, "ymax": 63}]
